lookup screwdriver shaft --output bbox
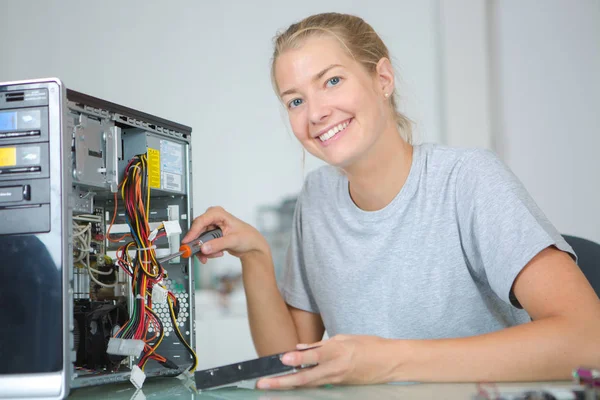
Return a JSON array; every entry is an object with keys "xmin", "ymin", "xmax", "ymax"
[
  {"xmin": 157, "ymin": 251, "xmax": 184, "ymax": 264},
  {"xmin": 156, "ymin": 228, "xmax": 223, "ymax": 264}
]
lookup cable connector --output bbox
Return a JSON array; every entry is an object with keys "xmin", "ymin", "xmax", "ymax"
[
  {"xmin": 148, "ymin": 227, "xmax": 160, "ymax": 242},
  {"xmin": 152, "ymin": 284, "xmax": 168, "ymax": 305},
  {"xmin": 162, "ymin": 220, "xmax": 182, "ymax": 236},
  {"xmin": 107, "ymin": 338, "xmax": 145, "ymax": 357},
  {"xmin": 130, "ymin": 388, "xmax": 146, "ymax": 400},
  {"xmin": 130, "ymin": 365, "xmax": 146, "ymax": 390}
]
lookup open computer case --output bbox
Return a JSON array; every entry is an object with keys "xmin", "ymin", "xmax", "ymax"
[{"xmin": 0, "ymin": 78, "xmax": 197, "ymax": 399}]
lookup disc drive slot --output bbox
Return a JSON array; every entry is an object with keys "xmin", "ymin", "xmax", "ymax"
[
  {"xmin": 0, "ymin": 142, "xmax": 49, "ymax": 181},
  {"xmin": 0, "ymin": 179, "xmax": 49, "ymax": 206},
  {"xmin": 0, "ymin": 203, "xmax": 50, "ymax": 235},
  {"xmin": 0, "ymin": 107, "xmax": 48, "ymax": 145}
]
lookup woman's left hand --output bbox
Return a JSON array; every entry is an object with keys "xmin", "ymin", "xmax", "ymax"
[{"xmin": 256, "ymin": 334, "xmax": 397, "ymax": 389}]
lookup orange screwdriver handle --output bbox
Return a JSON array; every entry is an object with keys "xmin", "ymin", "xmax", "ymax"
[{"xmin": 179, "ymin": 228, "xmax": 223, "ymax": 258}]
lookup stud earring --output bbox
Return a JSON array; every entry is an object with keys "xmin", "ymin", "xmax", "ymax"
[{"xmin": 384, "ymin": 93, "xmax": 389, "ymax": 98}]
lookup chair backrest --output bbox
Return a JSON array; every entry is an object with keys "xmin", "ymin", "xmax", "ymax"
[{"xmin": 562, "ymin": 235, "xmax": 600, "ymax": 299}]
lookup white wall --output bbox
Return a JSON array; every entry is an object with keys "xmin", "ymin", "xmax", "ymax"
[
  {"xmin": 490, "ymin": 0, "xmax": 600, "ymax": 244},
  {"xmin": 438, "ymin": 0, "xmax": 493, "ymax": 150},
  {"xmin": 0, "ymin": 0, "xmax": 444, "ymax": 368},
  {"xmin": 3, "ymin": 0, "xmax": 597, "ymax": 371},
  {"xmin": 0, "ymin": 0, "xmax": 443, "ymax": 281}
]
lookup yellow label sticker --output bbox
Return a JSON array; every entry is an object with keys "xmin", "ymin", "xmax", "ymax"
[
  {"xmin": 0, "ymin": 147, "xmax": 16, "ymax": 167},
  {"xmin": 147, "ymin": 148, "xmax": 161, "ymax": 189}
]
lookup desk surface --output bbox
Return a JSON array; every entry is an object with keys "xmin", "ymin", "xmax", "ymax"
[{"xmin": 68, "ymin": 378, "xmax": 582, "ymax": 400}]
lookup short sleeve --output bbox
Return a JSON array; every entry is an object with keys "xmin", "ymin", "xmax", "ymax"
[
  {"xmin": 455, "ymin": 150, "xmax": 576, "ymax": 308},
  {"xmin": 277, "ymin": 185, "xmax": 320, "ymax": 314}
]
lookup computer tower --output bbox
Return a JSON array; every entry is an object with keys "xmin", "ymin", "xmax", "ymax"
[{"xmin": 0, "ymin": 78, "xmax": 196, "ymax": 399}]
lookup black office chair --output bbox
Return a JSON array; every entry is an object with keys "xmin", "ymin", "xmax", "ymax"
[{"xmin": 562, "ymin": 234, "xmax": 600, "ymax": 299}]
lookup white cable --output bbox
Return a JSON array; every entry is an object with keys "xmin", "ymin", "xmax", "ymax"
[
  {"xmin": 135, "ymin": 245, "xmax": 156, "ymax": 251},
  {"xmin": 73, "ymin": 223, "xmax": 91, "ymax": 238},
  {"xmin": 88, "ymin": 265, "xmax": 114, "ymax": 275},
  {"xmin": 73, "ymin": 215, "xmax": 102, "ymax": 223},
  {"xmin": 73, "ymin": 221, "xmax": 117, "ymax": 288},
  {"xmin": 87, "ymin": 266, "xmax": 118, "ymax": 288}
]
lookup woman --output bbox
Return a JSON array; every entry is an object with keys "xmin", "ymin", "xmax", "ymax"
[{"xmin": 183, "ymin": 12, "xmax": 600, "ymax": 389}]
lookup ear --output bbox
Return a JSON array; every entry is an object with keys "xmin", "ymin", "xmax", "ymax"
[{"xmin": 375, "ymin": 57, "xmax": 395, "ymax": 97}]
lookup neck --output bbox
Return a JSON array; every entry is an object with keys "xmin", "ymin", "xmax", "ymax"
[{"xmin": 344, "ymin": 125, "xmax": 413, "ymax": 212}]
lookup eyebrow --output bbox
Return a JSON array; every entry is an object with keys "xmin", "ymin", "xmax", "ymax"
[{"xmin": 279, "ymin": 64, "xmax": 343, "ymax": 98}]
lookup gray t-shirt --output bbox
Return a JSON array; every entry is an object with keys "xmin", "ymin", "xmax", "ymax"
[{"xmin": 278, "ymin": 143, "xmax": 575, "ymax": 339}]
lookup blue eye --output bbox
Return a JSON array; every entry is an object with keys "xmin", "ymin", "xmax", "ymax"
[
  {"xmin": 326, "ymin": 76, "xmax": 341, "ymax": 87},
  {"xmin": 288, "ymin": 98, "xmax": 303, "ymax": 109}
]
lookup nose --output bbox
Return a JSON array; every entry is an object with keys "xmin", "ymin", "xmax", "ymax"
[{"xmin": 308, "ymin": 95, "xmax": 331, "ymax": 125}]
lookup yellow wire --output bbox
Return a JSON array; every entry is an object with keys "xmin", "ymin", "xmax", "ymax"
[
  {"xmin": 168, "ymin": 296, "xmax": 198, "ymax": 372},
  {"xmin": 141, "ymin": 155, "xmax": 159, "ymax": 268},
  {"xmin": 125, "ymin": 159, "xmax": 157, "ymax": 278},
  {"xmin": 143, "ymin": 155, "xmax": 150, "ymax": 218}
]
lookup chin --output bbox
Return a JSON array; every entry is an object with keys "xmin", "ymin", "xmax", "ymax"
[
  {"xmin": 323, "ymin": 152, "xmax": 360, "ymax": 170},
  {"xmin": 306, "ymin": 138, "xmax": 363, "ymax": 168}
]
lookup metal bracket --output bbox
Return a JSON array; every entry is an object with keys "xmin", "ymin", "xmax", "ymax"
[{"xmin": 104, "ymin": 126, "xmax": 121, "ymax": 192}]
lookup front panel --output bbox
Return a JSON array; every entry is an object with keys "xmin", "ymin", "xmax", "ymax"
[{"xmin": 0, "ymin": 78, "xmax": 70, "ymax": 400}]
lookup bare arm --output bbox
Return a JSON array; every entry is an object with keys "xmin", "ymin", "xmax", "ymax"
[
  {"xmin": 289, "ymin": 305, "xmax": 325, "ymax": 345},
  {"xmin": 258, "ymin": 246, "xmax": 600, "ymax": 388},
  {"xmin": 389, "ymin": 246, "xmax": 600, "ymax": 382},
  {"xmin": 242, "ymin": 247, "xmax": 325, "ymax": 355},
  {"xmin": 185, "ymin": 206, "xmax": 325, "ymax": 357},
  {"xmin": 241, "ymin": 248, "xmax": 298, "ymax": 356}
]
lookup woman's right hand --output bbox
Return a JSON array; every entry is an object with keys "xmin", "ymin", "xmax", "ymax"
[{"xmin": 182, "ymin": 206, "xmax": 269, "ymax": 264}]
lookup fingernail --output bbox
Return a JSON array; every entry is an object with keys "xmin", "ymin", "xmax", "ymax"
[
  {"xmin": 282, "ymin": 354, "xmax": 294, "ymax": 363},
  {"xmin": 202, "ymin": 244, "xmax": 212, "ymax": 253},
  {"xmin": 296, "ymin": 343, "xmax": 308, "ymax": 349}
]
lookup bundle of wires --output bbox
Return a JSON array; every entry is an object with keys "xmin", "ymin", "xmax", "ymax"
[
  {"xmin": 73, "ymin": 219, "xmax": 116, "ymax": 291},
  {"xmin": 107, "ymin": 153, "xmax": 197, "ymax": 373}
]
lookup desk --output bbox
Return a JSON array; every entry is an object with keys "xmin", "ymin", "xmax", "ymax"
[{"xmin": 68, "ymin": 378, "xmax": 582, "ymax": 399}]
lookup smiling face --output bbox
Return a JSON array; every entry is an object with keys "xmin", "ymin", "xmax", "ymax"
[{"xmin": 274, "ymin": 35, "xmax": 395, "ymax": 169}]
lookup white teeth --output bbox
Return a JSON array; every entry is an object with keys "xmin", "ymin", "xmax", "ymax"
[{"xmin": 319, "ymin": 120, "xmax": 350, "ymax": 142}]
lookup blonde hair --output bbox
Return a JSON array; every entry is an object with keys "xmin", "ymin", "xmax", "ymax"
[{"xmin": 271, "ymin": 12, "xmax": 412, "ymax": 144}]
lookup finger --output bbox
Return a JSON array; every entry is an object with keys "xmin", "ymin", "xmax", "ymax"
[
  {"xmin": 200, "ymin": 233, "xmax": 240, "ymax": 255},
  {"xmin": 281, "ymin": 347, "xmax": 322, "ymax": 367},
  {"xmin": 183, "ymin": 207, "xmax": 227, "ymax": 242},
  {"xmin": 196, "ymin": 251, "xmax": 224, "ymax": 263},
  {"xmin": 257, "ymin": 365, "xmax": 329, "ymax": 390}
]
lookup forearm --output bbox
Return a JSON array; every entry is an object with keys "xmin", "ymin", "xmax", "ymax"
[
  {"xmin": 241, "ymin": 249, "xmax": 298, "ymax": 356},
  {"xmin": 387, "ymin": 315, "xmax": 600, "ymax": 382}
]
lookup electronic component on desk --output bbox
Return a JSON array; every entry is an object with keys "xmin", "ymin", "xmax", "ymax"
[
  {"xmin": 0, "ymin": 77, "xmax": 195, "ymax": 400},
  {"xmin": 194, "ymin": 349, "xmax": 318, "ymax": 391},
  {"xmin": 474, "ymin": 383, "xmax": 597, "ymax": 400}
]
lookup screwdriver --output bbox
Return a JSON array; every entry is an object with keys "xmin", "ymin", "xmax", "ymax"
[{"xmin": 157, "ymin": 228, "xmax": 223, "ymax": 264}]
